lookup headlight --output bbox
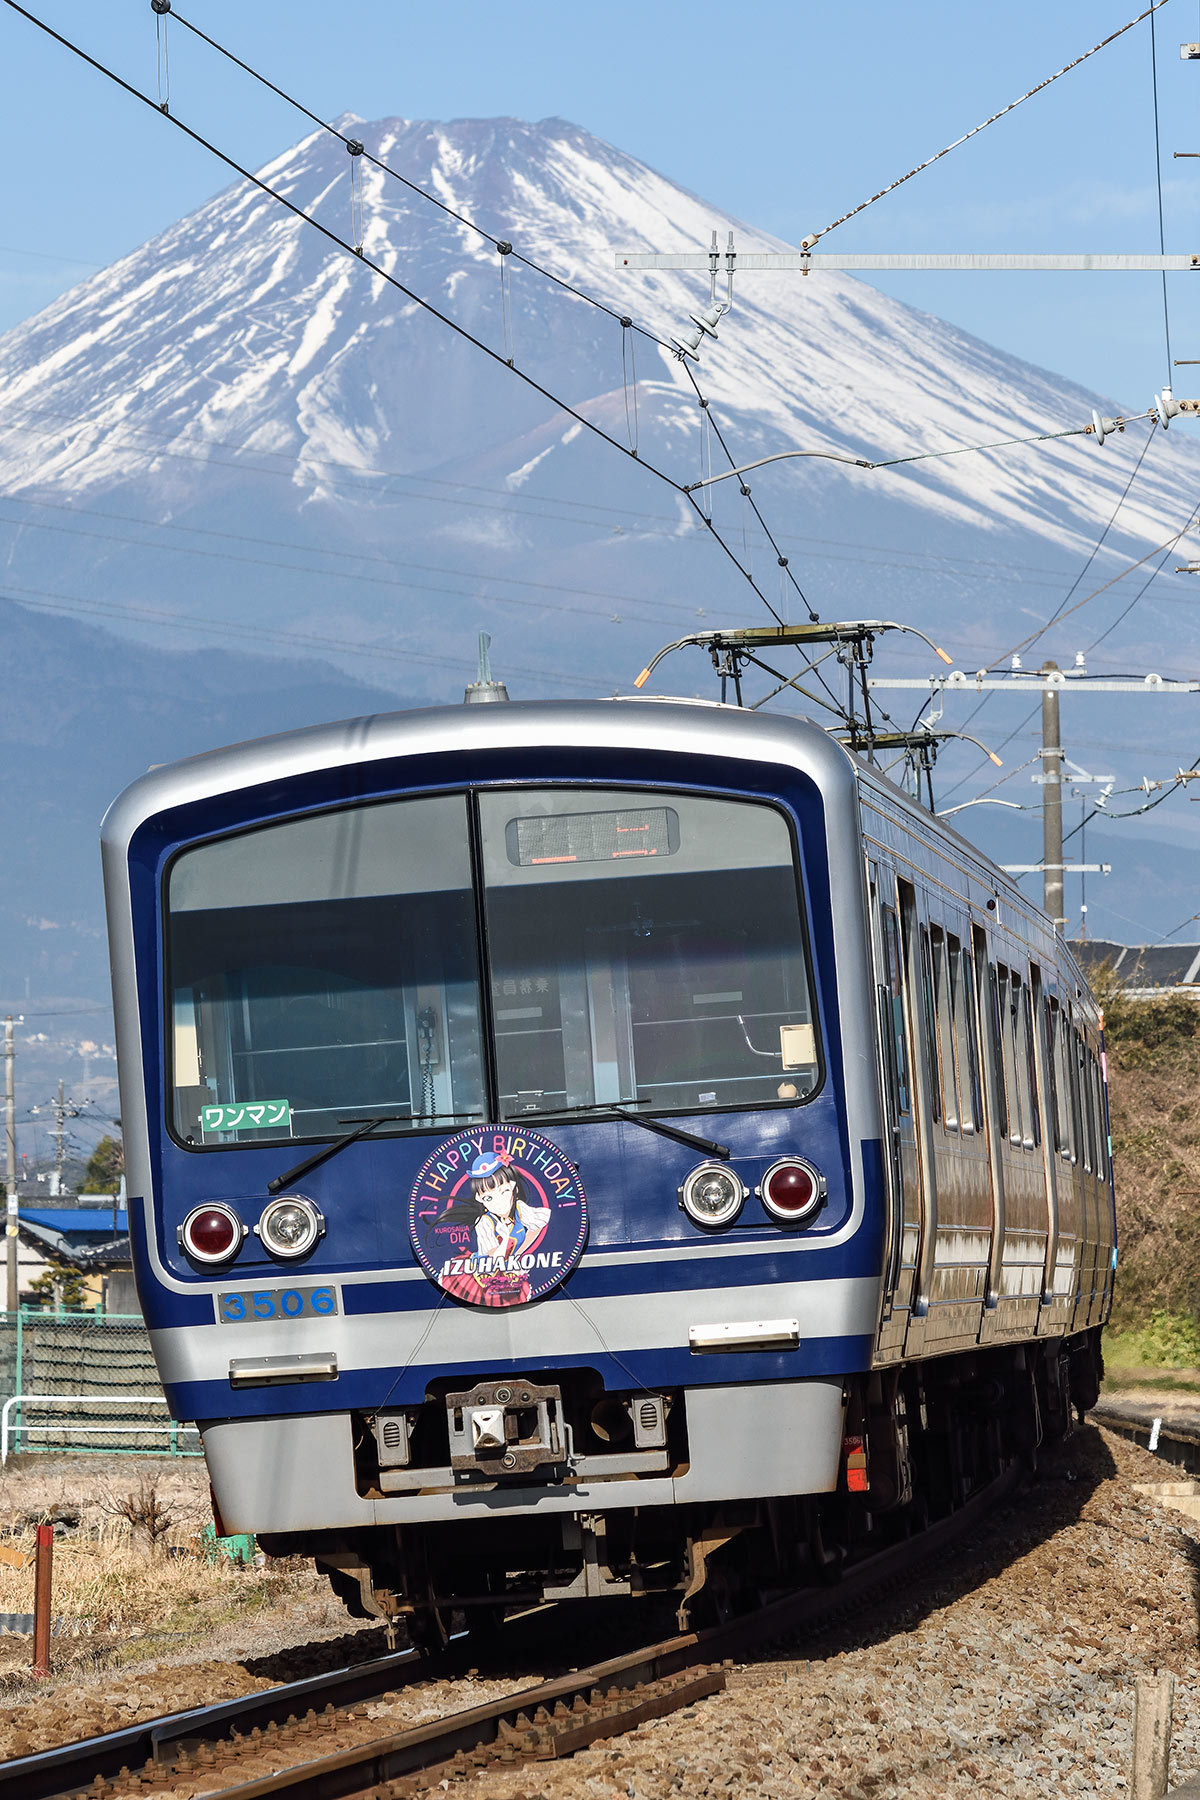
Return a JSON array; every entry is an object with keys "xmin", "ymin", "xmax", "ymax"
[
  {"xmin": 680, "ymin": 1162, "xmax": 745, "ymax": 1228},
  {"xmin": 254, "ymin": 1195, "xmax": 324, "ymax": 1259},
  {"xmin": 759, "ymin": 1157, "xmax": 825, "ymax": 1225},
  {"xmin": 179, "ymin": 1203, "xmax": 245, "ymax": 1264}
]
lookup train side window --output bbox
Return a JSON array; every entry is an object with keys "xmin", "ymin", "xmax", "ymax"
[
  {"xmin": 954, "ymin": 943, "xmax": 982, "ymax": 1132},
  {"xmin": 930, "ymin": 926, "xmax": 958, "ymax": 1130},
  {"xmin": 1057, "ymin": 1009, "xmax": 1077, "ymax": 1162},
  {"xmin": 997, "ymin": 965, "xmax": 1023, "ymax": 1145},
  {"xmin": 881, "ymin": 905, "xmax": 911, "ymax": 1117},
  {"xmin": 1045, "ymin": 1000, "xmax": 1068, "ymax": 1155},
  {"xmin": 1091, "ymin": 1050, "xmax": 1109, "ymax": 1180},
  {"xmin": 1075, "ymin": 1030, "xmax": 1093, "ymax": 1174},
  {"xmin": 919, "ymin": 926, "xmax": 942, "ymax": 1124},
  {"xmin": 1020, "ymin": 981, "xmax": 1040, "ymax": 1149},
  {"xmin": 1010, "ymin": 971, "xmax": 1033, "ymax": 1147},
  {"xmin": 1085, "ymin": 1042, "xmax": 1103, "ymax": 1176},
  {"xmin": 987, "ymin": 963, "xmax": 1009, "ymax": 1140}
]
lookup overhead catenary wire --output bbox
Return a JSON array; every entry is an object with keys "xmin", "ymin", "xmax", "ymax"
[
  {"xmin": 161, "ymin": 2, "xmax": 676, "ymax": 353},
  {"xmin": 940, "ymin": 425, "xmax": 1161, "ymax": 790},
  {"xmin": 0, "ymin": 497, "xmax": 741, "ymax": 629},
  {"xmin": 14, "ymin": 0, "xmax": 1100, "ymax": 735},
  {"xmin": 4, "ymin": 394, "xmax": 1153, "ymax": 589},
  {"xmin": 938, "ymin": 480, "xmax": 1195, "ymax": 804},
  {"xmin": 680, "ymin": 416, "xmax": 1147, "ymax": 494},
  {"xmin": 0, "ymin": 578, "xmax": 629, "ymax": 692},
  {"xmin": 1149, "ymin": 5, "xmax": 1174, "ymax": 382},
  {"xmin": 799, "ymin": 0, "xmax": 1173, "ymax": 249},
  {"xmin": 680, "ymin": 361, "xmax": 812, "ymax": 624},
  {"xmin": 0, "ymin": 0, "xmax": 823, "ymax": 695},
  {"xmin": 6, "ymin": 0, "xmax": 1180, "ymax": 748}
]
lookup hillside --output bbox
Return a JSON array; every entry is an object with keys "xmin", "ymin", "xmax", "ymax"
[{"xmin": 1104, "ymin": 988, "xmax": 1200, "ymax": 1339}]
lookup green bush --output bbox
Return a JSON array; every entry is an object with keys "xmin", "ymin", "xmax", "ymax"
[{"xmin": 1107, "ymin": 1309, "xmax": 1200, "ymax": 1369}]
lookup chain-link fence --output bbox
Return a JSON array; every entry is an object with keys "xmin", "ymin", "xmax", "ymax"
[{"xmin": 0, "ymin": 1309, "xmax": 201, "ymax": 1458}]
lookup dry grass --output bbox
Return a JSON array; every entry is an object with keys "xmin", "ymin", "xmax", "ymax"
[{"xmin": 0, "ymin": 1454, "xmax": 309, "ymax": 1644}]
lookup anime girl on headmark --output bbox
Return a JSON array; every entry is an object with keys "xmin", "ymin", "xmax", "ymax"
[{"xmin": 428, "ymin": 1150, "xmax": 552, "ymax": 1307}]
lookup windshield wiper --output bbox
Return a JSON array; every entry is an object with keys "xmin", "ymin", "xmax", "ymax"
[
  {"xmin": 515, "ymin": 1100, "xmax": 729, "ymax": 1161},
  {"xmin": 267, "ymin": 1111, "xmax": 483, "ymax": 1194}
]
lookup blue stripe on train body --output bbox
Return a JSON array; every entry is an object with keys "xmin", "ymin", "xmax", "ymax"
[{"xmin": 104, "ymin": 704, "xmax": 889, "ymax": 1428}]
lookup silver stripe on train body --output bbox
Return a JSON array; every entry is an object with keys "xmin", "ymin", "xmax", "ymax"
[{"xmin": 149, "ymin": 1274, "xmax": 881, "ymax": 1390}]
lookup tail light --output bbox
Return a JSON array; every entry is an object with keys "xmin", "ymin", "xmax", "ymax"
[
  {"xmin": 179, "ymin": 1203, "xmax": 245, "ymax": 1264},
  {"xmin": 758, "ymin": 1157, "xmax": 825, "ymax": 1224},
  {"xmin": 843, "ymin": 1433, "xmax": 869, "ymax": 1493}
]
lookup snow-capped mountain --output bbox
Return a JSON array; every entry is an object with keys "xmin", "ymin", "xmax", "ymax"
[
  {"xmin": 3, "ymin": 112, "xmax": 1200, "ymax": 967},
  {"xmin": 1, "ymin": 113, "xmax": 1197, "ymax": 711}
]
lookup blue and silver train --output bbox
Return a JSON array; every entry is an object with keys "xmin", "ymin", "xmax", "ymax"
[{"xmin": 101, "ymin": 694, "xmax": 1114, "ymax": 1635}]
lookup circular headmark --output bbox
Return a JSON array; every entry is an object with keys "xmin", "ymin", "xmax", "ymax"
[{"xmin": 408, "ymin": 1127, "xmax": 588, "ymax": 1309}]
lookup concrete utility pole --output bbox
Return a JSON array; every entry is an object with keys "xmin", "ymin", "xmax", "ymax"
[
  {"xmin": 1041, "ymin": 662, "xmax": 1065, "ymax": 930},
  {"xmin": 53, "ymin": 1080, "xmax": 65, "ymax": 1197},
  {"xmin": 5, "ymin": 1017, "xmax": 16, "ymax": 1314}
]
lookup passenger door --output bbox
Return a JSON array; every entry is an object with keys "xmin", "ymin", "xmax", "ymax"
[{"xmin": 868, "ymin": 864, "xmax": 920, "ymax": 1348}]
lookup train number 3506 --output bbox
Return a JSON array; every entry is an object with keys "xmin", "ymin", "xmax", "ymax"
[{"xmin": 217, "ymin": 1286, "xmax": 339, "ymax": 1323}]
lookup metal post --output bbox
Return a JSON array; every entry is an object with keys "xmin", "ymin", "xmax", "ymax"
[
  {"xmin": 5, "ymin": 1018, "xmax": 15, "ymax": 1316},
  {"xmin": 31, "ymin": 1522, "xmax": 52, "ymax": 1678},
  {"xmin": 1041, "ymin": 664, "xmax": 1065, "ymax": 930}
]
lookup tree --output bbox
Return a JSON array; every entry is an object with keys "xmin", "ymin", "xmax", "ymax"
[
  {"xmin": 27, "ymin": 1262, "xmax": 88, "ymax": 1310},
  {"xmin": 84, "ymin": 1136, "xmax": 124, "ymax": 1195}
]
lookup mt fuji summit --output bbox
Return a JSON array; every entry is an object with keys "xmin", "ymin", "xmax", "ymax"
[{"xmin": 1, "ymin": 113, "xmax": 1199, "ymax": 704}]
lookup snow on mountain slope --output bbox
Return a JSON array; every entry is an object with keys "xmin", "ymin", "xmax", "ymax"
[
  {"xmin": 5, "ymin": 112, "xmax": 1200, "ymax": 953},
  {"xmin": 1, "ymin": 112, "xmax": 1198, "ymax": 712}
]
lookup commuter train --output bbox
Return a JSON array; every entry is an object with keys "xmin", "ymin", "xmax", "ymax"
[{"xmin": 101, "ymin": 695, "xmax": 1113, "ymax": 1638}]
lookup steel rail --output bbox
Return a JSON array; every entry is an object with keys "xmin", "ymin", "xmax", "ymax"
[
  {"xmin": 0, "ymin": 1643, "xmax": 427, "ymax": 1800},
  {"xmin": 12, "ymin": 1459, "xmax": 1023, "ymax": 1800}
]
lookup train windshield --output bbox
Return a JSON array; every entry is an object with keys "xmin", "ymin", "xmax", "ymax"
[
  {"xmin": 165, "ymin": 786, "xmax": 819, "ymax": 1148},
  {"xmin": 477, "ymin": 788, "xmax": 819, "ymax": 1120},
  {"xmin": 167, "ymin": 795, "xmax": 486, "ymax": 1146}
]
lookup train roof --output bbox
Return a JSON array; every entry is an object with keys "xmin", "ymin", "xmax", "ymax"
[
  {"xmin": 100, "ymin": 696, "xmax": 856, "ymax": 847},
  {"xmin": 101, "ymin": 695, "xmax": 1092, "ymax": 1010}
]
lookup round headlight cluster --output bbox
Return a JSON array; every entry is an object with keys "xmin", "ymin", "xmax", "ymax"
[
  {"xmin": 178, "ymin": 1196, "xmax": 325, "ymax": 1265},
  {"xmin": 759, "ymin": 1157, "xmax": 826, "ymax": 1224},
  {"xmin": 254, "ymin": 1195, "xmax": 325, "ymax": 1259},
  {"xmin": 179, "ymin": 1203, "xmax": 246, "ymax": 1264},
  {"xmin": 680, "ymin": 1163, "xmax": 745, "ymax": 1228}
]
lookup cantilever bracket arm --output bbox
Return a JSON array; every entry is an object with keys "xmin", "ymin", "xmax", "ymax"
[{"xmin": 633, "ymin": 620, "xmax": 951, "ymax": 691}]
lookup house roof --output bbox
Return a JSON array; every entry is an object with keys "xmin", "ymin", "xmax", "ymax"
[{"xmin": 19, "ymin": 1207, "xmax": 127, "ymax": 1235}]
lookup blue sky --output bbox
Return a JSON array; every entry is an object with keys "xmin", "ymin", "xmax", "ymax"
[{"xmin": 2, "ymin": 0, "xmax": 1199, "ymax": 410}]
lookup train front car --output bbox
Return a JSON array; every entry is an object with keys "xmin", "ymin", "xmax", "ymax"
[{"xmin": 100, "ymin": 699, "xmax": 887, "ymax": 1634}]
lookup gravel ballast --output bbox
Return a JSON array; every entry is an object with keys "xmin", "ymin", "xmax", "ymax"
[
  {"xmin": 2, "ymin": 1422, "xmax": 1196, "ymax": 1796},
  {"xmin": 446, "ymin": 1425, "xmax": 1200, "ymax": 1800}
]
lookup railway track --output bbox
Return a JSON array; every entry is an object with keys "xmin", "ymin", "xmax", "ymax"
[
  {"xmin": 4, "ymin": 1461, "xmax": 1021, "ymax": 1800},
  {"xmin": 1093, "ymin": 1400, "xmax": 1200, "ymax": 1473}
]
